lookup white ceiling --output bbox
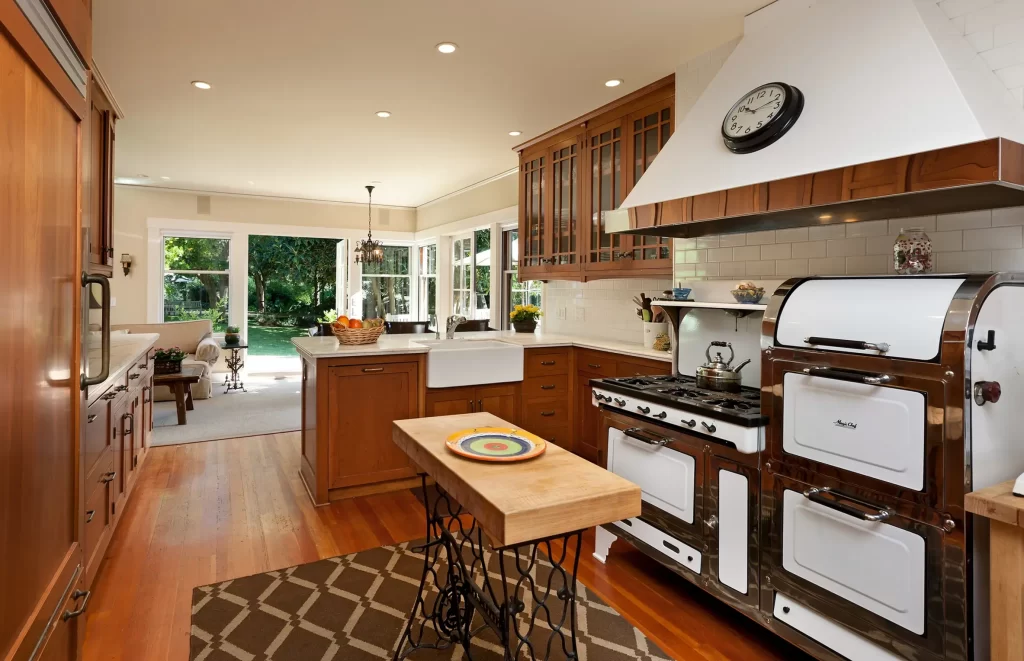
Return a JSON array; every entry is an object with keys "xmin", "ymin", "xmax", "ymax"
[{"xmin": 94, "ymin": 0, "xmax": 763, "ymax": 208}]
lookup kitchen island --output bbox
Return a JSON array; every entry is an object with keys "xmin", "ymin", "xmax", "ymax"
[{"xmin": 292, "ymin": 331, "xmax": 670, "ymax": 505}]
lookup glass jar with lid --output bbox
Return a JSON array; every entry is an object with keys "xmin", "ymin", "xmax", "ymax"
[{"xmin": 894, "ymin": 227, "xmax": 933, "ymax": 275}]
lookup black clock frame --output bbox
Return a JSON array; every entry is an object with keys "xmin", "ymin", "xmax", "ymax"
[{"xmin": 721, "ymin": 82, "xmax": 804, "ymax": 154}]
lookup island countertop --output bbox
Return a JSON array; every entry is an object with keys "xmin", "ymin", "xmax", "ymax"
[
  {"xmin": 292, "ymin": 330, "xmax": 671, "ymax": 362},
  {"xmin": 86, "ymin": 332, "xmax": 160, "ymax": 403}
]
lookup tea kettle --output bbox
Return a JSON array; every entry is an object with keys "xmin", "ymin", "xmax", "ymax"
[{"xmin": 696, "ymin": 341, "xmax": 751, "ymax": 393}]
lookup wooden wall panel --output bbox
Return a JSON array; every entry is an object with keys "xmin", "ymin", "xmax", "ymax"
[
  {"xmin": 909, "ymin": 139, "xmax": 999, "ymax": 191},
  {"xmin": 691, "ymin": 190, "xmax": 728, "ymax": 221},
  {"xmin": 809, "ymin": 168, "xmax": 845, "ymax": 206},
  {"xmin": 766, "ymin": 175, "xmax": 813, "ymax": 211},
  {"xmin": 842, "ymin": 156, "xmax": 909, "ymax": 200}
]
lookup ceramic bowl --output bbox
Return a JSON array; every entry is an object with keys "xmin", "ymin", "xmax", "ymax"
[{"xmin": 731, "ymin": 288, "xmax": 765, "ymax": 304}]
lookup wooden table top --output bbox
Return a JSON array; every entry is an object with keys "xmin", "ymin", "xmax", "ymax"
[
  {"xmin": 153, "ymin": 364, "xmax": 204, "ymax": 385},
  {"xmin": 966, "ymin": 479, "xmax": 1024, "ymax": 528},
  {"xmin": 393, "ymin": 412, "xmax": 641, "ymax": 547}
]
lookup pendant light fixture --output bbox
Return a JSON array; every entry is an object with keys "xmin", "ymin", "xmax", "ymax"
[{"xmin": 355, "ymin": 185, "xmax": 385, "ymax": 265}]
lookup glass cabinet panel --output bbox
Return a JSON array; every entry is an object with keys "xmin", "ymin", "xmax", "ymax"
[
  {"xmin": 520, "ymin": 155, "xmax": 546, "ymax": 269},
  {"xmin": 629, "ymin": 101, "xmax": 673, "ymax": 262},
  {"xmin": 589, "ymin": 126, "xmax": 623, "ymax": 265},
  {"xmin": 550, "ymin": 142, "xmax": 578, "ymax": 267}
]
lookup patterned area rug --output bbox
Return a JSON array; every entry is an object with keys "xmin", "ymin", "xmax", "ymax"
[{"xmin": 190, "ymin": 540, "xmax": 671, "ymax": 661}]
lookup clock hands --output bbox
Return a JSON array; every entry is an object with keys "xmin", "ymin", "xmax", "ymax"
[{"xmin": 750, "ymin": 97, "xmax": 780, "ymax": 112}]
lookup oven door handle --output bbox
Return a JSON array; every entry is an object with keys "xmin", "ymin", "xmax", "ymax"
[
  {"xmin": 802, "ymin": 367, "xmax": 892, "ymax": 386},
  {"xmin": 802, "ymin": 487, "xmax": 891, "ymax": 522},
  {"xmin": 804, "ymin": 336, "xmax": 890, "ymax": 354},
  {"xmin": 622, "ymin": 427, "xmax": 669, "ymax": 449}
]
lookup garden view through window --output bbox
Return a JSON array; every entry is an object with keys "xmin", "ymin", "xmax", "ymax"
[
  {"xmin": 361, "ymin": 245, "xmax": 411, "ymax": 320},
  {"xmin": 163, "ymin": 236, "xmax": 231, "ymax": 332},
  {"xmin": 502, "ymin": 229, "xmax": 542, "ymax": 328}
]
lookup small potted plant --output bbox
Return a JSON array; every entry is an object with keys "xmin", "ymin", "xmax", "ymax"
[
  {"xmin": 154, "ymin": 347, "xmax": 187, "ymax": 375},
  {"xmin": 509, "ymin": 304, "xmax": 542, "ymax": 333},
  {"xmin": 224, "ymin": 325, "xmax": 241, "ymax": 346},
  {"xmin": 317, "ymin": 309, "xmax": 339, "ymax": 337}
]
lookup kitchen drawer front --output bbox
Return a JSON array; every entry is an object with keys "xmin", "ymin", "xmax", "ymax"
[
  {"xmin": 523, "ymin": 399, "xmax": 571, "ymax": 432},
  {"xmin": 83, "ymin": 449, "xmax": 113, "ymax": 572},
  {"xmin": 84, "ymin": 399, "xmax": 111, "ymax": 479},
  {"xmin": 782, "ymin": 371, "xmax": 925, "ymax": 490},
  {"xmin": 525, "ymin": 348, "xmax": 571, "ymax": 377},
  {"xmin": 607, "ymin": 426, "xmax": 698, "ymax": 525},
  {"xmin": 522, "ymin": 374, "xmax": 569, "ymax": 400},
  {"xmin": 575, "ymin": 349, "xmax": 616, "ymax": 377},
  {"xmin": 617, "ymin": 358, "xmax": 670, "ymax": 378}
]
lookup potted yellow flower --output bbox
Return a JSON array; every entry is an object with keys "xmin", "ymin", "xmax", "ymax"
[{"xmin": 509, "ymin": 304, "xmax": 542, "ymax": 333}]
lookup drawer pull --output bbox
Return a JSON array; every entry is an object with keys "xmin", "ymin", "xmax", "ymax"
[
  {"xmin": 540, "ymin": 360, "xmax": 556, "ymax": 366},
  {"xmin": 86, "ymin": 510, "xmax": 95, "ymax": 523},
  {"xmin": 138, "ymin": 362, "xmax": 147, "ymax": 369},
  {"xmin": 803, "ymin": 366, "xmax": 891, "ymax": 385},
  {"xmin": 540, "ymin": 384, "xmax": 556, "ymax": 390},
  {"xmin": 804, "ymin": 336, "xmax": 890, "ymax": 354},
  {"xmin": 63, "ymin": 590, "xmax": 91, "ymax": 621},
  {"xmin": 802, "ymin": 487, "xmax": 891, "ymax": 522},
  {"xmin": 123, "ymin": 413, "xmax": 134, "ymax": 436},
  {"xmin": 100, "ymin": 471, "xmax": 116, "ymax": 484},
  {"xmin": 129, "ymin": 373, "xmax": 140, "ymax": 380},
  {"xmin": 681, "ymin": 419, "xmax": 696, "ymax": 428},
  {"xmin": 102, "ymin": 392, "xmax": 116, "ymax": 401},
  {"xmin": 87, "ymin": 414, "xmax": 97, "ymax": 423},
  {"xmin": 588, "ymin": 363, "xmax": 602, "ymax": 369},
  {"xmin": 362, "ymin": 367, "xmax": 384, "ymax": 373},
  {"xmin": 613, "ymin": 398, "xmax": 626, "ymax": 407},
  {"xmin": 540, "ymin": 411, "xmax": 556, "ymax": 417},
  {"xmin": 115, "ymin": 385, "xmax": 128, "ymax": 393},
  {"xmin": 623, "ymin": 427, "xmax": 668, "ymax": 448},
  {"xmin": 636, "ymin": 405, "xmax": 650, "ymax": 414},
  {"xmin": 701, "ymin": 421, "xmax": 716, "ymax": 433}
]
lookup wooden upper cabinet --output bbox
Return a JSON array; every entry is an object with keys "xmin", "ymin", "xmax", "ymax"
[
  {"xmin": 47, "ymin": 0, "xmax": 92, "ymax": 62},
  {"xmin": 86, "ymin": 69, "xmax": 119, "ymax": 275},
  {"xmin": 516, "ymin": 76, "xmax": 675, "ymax": 282}
]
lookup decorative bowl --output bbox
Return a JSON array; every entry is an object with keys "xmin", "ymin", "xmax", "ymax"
[
  {"xmin": 662, "ymin": 288, "xmax": 692, "ymax": 301},
  {"xmin": 731, "ymin": 288, "xmax": 765, "ymax": 304}
]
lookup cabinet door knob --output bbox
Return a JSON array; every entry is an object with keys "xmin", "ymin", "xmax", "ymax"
[{"xmin": 706, "ymin": 515, "xmax": 718, "ymax": 530}]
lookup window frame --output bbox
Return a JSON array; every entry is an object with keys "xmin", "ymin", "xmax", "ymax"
[
  {"xmin": 356, "ymin": 243, "xmax": 414, "ymax": 321},
  {"xmin": 160, "ymin": 231, "xmax": 233, "ymax": 331},
  {"xmin": 501, "ymin": 227, "xmax": 542, "ymax": 330},
  {"xmin": 417, "ymin": 242, "xmax": 438, "ymax": 326}
]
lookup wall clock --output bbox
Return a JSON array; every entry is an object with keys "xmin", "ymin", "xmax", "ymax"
[{"xmin": 721, "ymin": 82, "xmax": 804, "ymax": 154}]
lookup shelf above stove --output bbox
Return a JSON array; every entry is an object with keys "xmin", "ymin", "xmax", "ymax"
[{"xmin": 652, "ymin": 299, "xmax": 768, "ymax": 312}]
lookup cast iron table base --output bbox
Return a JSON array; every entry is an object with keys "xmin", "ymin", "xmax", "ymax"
[
  {"xmin": 221, "ymin": 344, "xmax": 247, "ymax": 393},
  {"xmin": 394, "ymin": 475, "xmax": 583, "ymax": 661}
]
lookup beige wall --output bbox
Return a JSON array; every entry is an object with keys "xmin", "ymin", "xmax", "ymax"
[
  {"xmin": 109, "ymin": 186, "xmax": 416, "ymax": 324},
  {"xmin": 415, "ymin": 173, "xmax": 517, "ymax": 231}
]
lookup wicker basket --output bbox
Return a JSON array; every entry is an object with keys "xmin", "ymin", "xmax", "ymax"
[
  {"xmin": 332, "ymin": 325, "xmax": 386, "ymax": 345},
  {"xmin": 154, "ymin": 358, "xmax": 183, "ymax": 375}
]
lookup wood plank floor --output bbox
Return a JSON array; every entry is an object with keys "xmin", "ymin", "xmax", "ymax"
[{"xmin": 82, "ymin": 432, "xmax": 810, "ymax": 661}]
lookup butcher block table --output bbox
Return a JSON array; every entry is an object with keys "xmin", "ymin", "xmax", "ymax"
[
  {"xmin": 392, "ymin": 412, "xmax": 641, "ymax": 660},
  {"xmin": 966, "ymin": 479, "xmax": 1024, "ymax": 661}
]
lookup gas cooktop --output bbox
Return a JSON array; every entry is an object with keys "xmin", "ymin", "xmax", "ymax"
[{"xmin": 593, "ymin": 374, "xmax": 766, "ymax": 426}]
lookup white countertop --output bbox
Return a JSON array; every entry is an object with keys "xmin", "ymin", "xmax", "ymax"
[
  {"xmin": 291, "ymin": 330, "xmax": 672, "ymax": 362},
  {"xmin": 86, "ymin": 332, "xmax": 160, "ymax": 401}
]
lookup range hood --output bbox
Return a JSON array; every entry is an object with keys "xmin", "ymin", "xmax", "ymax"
[{"xmin": 614, "ymin": 0, "xmax": 1024, "ymax": 239}]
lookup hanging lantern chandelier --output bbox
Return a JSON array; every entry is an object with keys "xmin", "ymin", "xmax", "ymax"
[{"xmin": 355, "ymin": 185, "xmax": 385, "ymax": 265}]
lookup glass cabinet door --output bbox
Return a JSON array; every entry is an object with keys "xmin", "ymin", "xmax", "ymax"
[
  {"xmin": 585, "ymin": 119, "xmax": 629, "ymax": 271},
  {"xmin": 546, "ymin": 135, "xmax": 581, "ymax": 275},
  {"xmin": 518, "ymin": 152, "xmax": 546, "ymax": 274},
  {"xmin": 626, "ymin": 98, "xmax": 674, "ymax": 266}
]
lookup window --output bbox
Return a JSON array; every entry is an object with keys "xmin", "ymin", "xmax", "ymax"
[
  {"xmin": 361, "ymin": 245, "xmax": 411, "ymax": 320},
  {"xmin": 418, "ymin": 244, "xmax": 437, "ymax": 324},
  {"xmin": 162, "ymin": 236, "xmax": 230, "ymax": 331},
  {"xmin": 451, "ymin": 228, "xmax": 492, "ymax": 321},
  {"xmin": 502, "ymin": 229, "xmax": 542, "ymax": 329}
]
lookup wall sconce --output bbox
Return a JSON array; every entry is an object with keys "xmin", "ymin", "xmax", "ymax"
[{"xmin": 120, "ymin": 253, "xmax": 133, "ymax": 276}]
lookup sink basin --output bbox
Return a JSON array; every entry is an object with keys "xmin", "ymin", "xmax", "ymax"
[{"xmin": 417, "ymin": 339, "xmax": 524, "ymax": 388}]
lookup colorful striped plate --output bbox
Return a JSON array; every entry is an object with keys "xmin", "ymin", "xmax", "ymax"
[{"xmin": 444, "ymin": 427, "xmax": 547, "ymax": 463}]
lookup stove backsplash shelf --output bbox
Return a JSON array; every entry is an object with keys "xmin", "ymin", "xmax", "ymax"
[{"xmin": 653, "ymin": 299, "xmax": 768, "ymax": 375}]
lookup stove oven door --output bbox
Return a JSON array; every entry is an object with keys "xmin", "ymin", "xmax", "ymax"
[
  {"xmin": 600, "ymin": 411, "xmax": 705, "ymax": 544},
  {"xmin": 762, "ymin": 470, "xmax": 947, "ymax": 657},
  {"xmin": 767, "ymin": 358, "xmax": 949, "ymax": 507}
]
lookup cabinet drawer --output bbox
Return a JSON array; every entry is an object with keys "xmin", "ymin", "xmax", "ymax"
[
  {"xmin": 534, "ymin": 424, "xmax": 571, "ymax": 450},
  {"xmin": 84, "ymin": 400, "xmax": 111, "ymax": 478},
  {"xmin": 617, "ymin": 358, "xmax": 670, "ymax": 378},
  {"xmin": 525, "ymin": 348, "xmax": 571, "ymax": 377},
  {"xmin": 83, "ymin": 449, "xmax": 113, "ymax": 568},
  {"xmin": 523, "ymin": 399, "xmax": 571, "ymax": 431},
  {"xmin": 575, "ymin": 349, "xmax": 616, "ymax": 377},
  {"xmin": 523, "ymin": 374, "xmax": 569, "ymax": 400}
]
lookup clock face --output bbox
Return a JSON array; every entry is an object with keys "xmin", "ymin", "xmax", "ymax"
[{"xmin": 723, "ymin": 84, "xmax": 787, "ymax": 139}]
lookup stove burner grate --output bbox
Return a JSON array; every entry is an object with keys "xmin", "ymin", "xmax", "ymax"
[
  {"xmin": 701, "ymin": 398, "xmax": 755, "ymax": 410},
  {"xmin": 615, "ymin": 377, "xmax": 657, "ymax": 387},
  {"xmin": 656, "ymin": 387, "xmax": 709, "ymax": 399}
]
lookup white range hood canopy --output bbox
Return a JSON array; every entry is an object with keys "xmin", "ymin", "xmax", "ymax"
[{"xmin": 621, "ymin": 0, "xmax": 1024, "ymax": 211}]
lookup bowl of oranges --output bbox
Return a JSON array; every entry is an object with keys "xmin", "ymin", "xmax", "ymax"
[{"xmin": 331, "ymin": 316, "xmax": 386, "ymax": 345}]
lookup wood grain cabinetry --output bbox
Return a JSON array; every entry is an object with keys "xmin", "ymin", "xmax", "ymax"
[
  {"xmin": 85, "ymin": 70, "xmax": 119, "ymax": 275},
  {"xmin": 519, "ymin": 348, "xmax": 572, "ymax": 449},
  {"xmin": 426, "ymin": 383, "xmax": 519, "ymax": 424},
  {"xmin": 517, "ymin": 76, "xmax": 675, "ymax": 282}
]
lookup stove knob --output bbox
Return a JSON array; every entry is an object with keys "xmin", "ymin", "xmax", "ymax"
[
  {"xmin": 682, "ymin": 419, "xmax": 696, "ymax": 428},
  {"xmin": 613, "ymin": 398, "xmax": 626, "ymax": 407},
  {"xmin": 974, "ymin": 380, "xmax": 1002, "ymax": 406},
  {"xmin": 637, "ymin": 405, "xmax": 651, "ymax": 414},
  {"xmin": 654, "ymin": 411, "xmax": 667, "ymax": 420},
  {"xmin": 701, "ymin": 421, "xmax": 717, "ymax": 434}
]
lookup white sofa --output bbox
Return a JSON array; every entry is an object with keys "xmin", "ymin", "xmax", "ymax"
[{"xmin": 112, "ymin": 320, "xmax": 222, "ymax": 401}]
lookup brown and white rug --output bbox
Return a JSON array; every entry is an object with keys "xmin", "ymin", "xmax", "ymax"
[{"xmin": 190, "ymin": 540, "xmax": 671, "ymax": 661}]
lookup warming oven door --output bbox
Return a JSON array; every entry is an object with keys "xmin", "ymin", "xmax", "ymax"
[
  {"xmin": 762, "ymin": 470, "xmax": 947, "ymax": 657},
  {"xmin": 600, "ymin": 411, "xmax": 705, "ymax": 544},
  {"xmin": 767, "ymin": 358, "xmax": 949, "ymax": 507}
]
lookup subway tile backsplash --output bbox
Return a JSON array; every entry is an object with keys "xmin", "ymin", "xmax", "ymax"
[
  {"xmin": 542, "ymin": 278, "xmax": 672, "ymax": 344},
  {"xmin": 674, "ymin": 207, "xmax": 1024, "ymax": 281}
]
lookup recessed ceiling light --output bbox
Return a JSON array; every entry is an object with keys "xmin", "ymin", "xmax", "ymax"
[
  {"xmin": 370, "ymin": 180, "xmax": 382, "ymax": 184},
  {"xmin": 160, "ymin": 176, "xmax": 171, "ymax": 181},
  {"xmin": 436, "ymin": 42, "xmax": 457, "ymax": 54},
  {"xmin": 605, "ymin": 79, "xmax": 623, "ymax": 88},
  {"xmin": 191, "ymin": 81, "xmax": 212, "ymax": 90},
  {"xmin": 508, "ymin": 131, "xmax": 522, "ymax": 137},
  {"xmin": 376, "ymin": 110, "xmax": 392, "ymax": 118}
]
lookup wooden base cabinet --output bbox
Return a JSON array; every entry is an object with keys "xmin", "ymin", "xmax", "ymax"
[
  {"xmin": 426, "ymin": 383, "xmax": 520, "ymax": 425},
  {"xmin": 519, "ymin": 348, "xmax": 572, "ymax": 449}
]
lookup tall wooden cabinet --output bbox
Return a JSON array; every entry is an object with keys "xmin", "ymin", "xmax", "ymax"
[{"xmin": 518, "ymin": 76, "xmax": 675, "ymax": 282}]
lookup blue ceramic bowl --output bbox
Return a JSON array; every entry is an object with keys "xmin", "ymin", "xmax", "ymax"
[
  {"xmin": 731, "ymin": 288, "xmax": 765, "ymax": 304},
  {"xmin": 672, "ymin": 287, "xmax": 692, "ymax": 300}
]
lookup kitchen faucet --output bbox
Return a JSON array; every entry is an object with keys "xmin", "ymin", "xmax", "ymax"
[{"xmin": 445, "ymin": 315, "xmax": 466, "ymax": 340}]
